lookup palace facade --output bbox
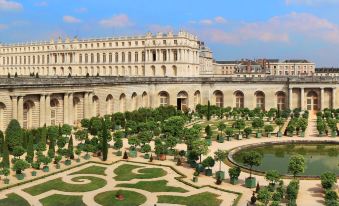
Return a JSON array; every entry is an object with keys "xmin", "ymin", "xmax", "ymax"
[{"xmin": 0, "ymin": 31, "xmax": 337, "ymax": 131}]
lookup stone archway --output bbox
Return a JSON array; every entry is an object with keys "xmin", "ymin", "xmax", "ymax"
[
  {"xmin": 307, "ymin": 91, "xmax": 318, "ymax": 112},
  {"xmin": 23, "ymin": 100, "xmax": 34, "ymax": 129},
  {"xmin": 177, "ymin": 91, "xmax": 188, "ymax": 111}
]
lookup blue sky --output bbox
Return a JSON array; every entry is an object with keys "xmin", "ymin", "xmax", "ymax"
[{"xmin": 1, "ymin": 0, "xmax": 339, "ymax": 66}]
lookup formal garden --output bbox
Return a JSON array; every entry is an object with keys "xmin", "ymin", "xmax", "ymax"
[{"xmin": 0, "ymin": 104, "xmax": 338, "ymax": 206}]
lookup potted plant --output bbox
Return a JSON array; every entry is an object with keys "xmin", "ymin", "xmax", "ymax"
[
  {"xmin": 128, "ymin": 136, "xmax": 139, "ymax": 158},
  {"xmin": 40, "ymin": 156, "xmax": 52, "ymax": 172},
  {"xmin": 275, "ymin": 118, "xmax": 284, "ymax": 137},
  {"xmin": 13, "ymin": 159, "xmax": 29, "ymax": 180},
  {"xmin": 225, "ymin": 127, "xmax": 234, "ymax": 141},
  {"xmin": 214, "ymin": 149, "xmax": 227, "ymax": 180},
  {"xmin": 228, "ymin": 166, "xmax": 241, "ymax": 185},
  {"xmin": 233, "ymin": 119, "xmax": 245, "ymax": 140},
  {"xmin": 204, "ymin": 125, "xmax": 212, "ymax": 146},
  {"xmin": 141, "ymin": 144, "xmax": 151, "ymax": 159},
  {"xmin": 2, "ymin": 168, "xmax": 10, "ymax": 184},
  {"xmin": 193, "ymin": 171, "xmax": 199, "ymax": 182},
  {"xmin": 31, "ymin": 170, "xmax": 37, "ymax": 176},
  {"xmin": 286, "ymin": 125, "xmax": 295, "ymax": 137},
  {"xmin": 113, "ymin": 138, "xmax": 123, "ymax": 156},
  {"xmin": 202, "ymin": 156, "xmax": 215, "ymax": 176},
  {"xmin": 265, "ymin": 170, "xmax": 281, "ymax": 190},
  {"xmin": 252, "ymin": 118, "xmax": 264, "ymax": 138},
  {"xmin": 264, "ymin": 125, "xmax": 274, "ymax": 138},
  {"xmin": 155, "ymin": 140, "xmax": 168, "ymax": 161},
  {"xmin": 54, "ymin": 155, "xmax": 62, "ymax": 169},
  {"xmin": 217, "ymin": 122, "xmax": 226, "ymax": 143},
  {"xmin": 244, "ymin": 127, "xmax": 252, "ymax": 139},
  {"xmin": 75, "ymin": 149, "xmax": 81, "ymax": 162},
  {"xmin": 242, "ymin": 151, "xmax": 263, "ymax": 188}
]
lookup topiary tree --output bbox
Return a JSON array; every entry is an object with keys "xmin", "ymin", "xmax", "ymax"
[
  {"xmin": 191, "ymin": 139, "xmax": 208, "ymax": 163},
  {"xmin": 1, "ymin": 140, "xmax": 10, "ymax": 168},
  {"xmin": 325, "ymin": 190, "xmax": 338, "ymax": 206},
  {"xmin": 217, "ymin": 122, "xmax": 226, "ymax": 137},
  {"xmin": 26, "ymin": 133, "xmax": 34, "ymax": 163},
  {"xmin": 141, "ymin": 144, "xmax": 151, "ymax": 155},
  {"xmin": 288, "ymin": 154, "xmax": 305, "ymax": 178},
  {"xmin": 0, "ymin": 130, "xmax": 4, "ymax": 154},
  {"xmin": 101, "ymin": 119, "xmax": 108, "ymax": 161},
  {"xmin": 257, "ymin": 187, "xmax": 271, "ymax": 206},
  {"xmin": 242, "ymin": 151, "xmax": 263, "ymax": 179},
  {"xmin": 252, "ymin": 118, "xmax": 264, "ymax": 133},
  {"xmin": 5, "ymin": 119, "xmax": 23, "ymax": 151},
  {"xmin": 207, "ymin": 100, "xmax": 211, "ymax": 121},
  {"xmin": 225, "ymin": 127, "xmax": 234, "ymax": 141},
  {"xmin": 233, "ymin": 119, "xmax": 245, "ymax": 135},
  {"xmin": 13, "ymin": 146, "xmax": 25, "ymax": 159},
  {"xmin": 113, "ymin": 138, "xmax": 123, "ymax": 152},
  {"xmin": 265, "ymin": 170, "xmax": 281, "ymax": 186},
  {"xmin": 128, "ymin": 136, "xmax": 140, "ymax": 151},
  {"xmin": 13, "ymin": 159, "xmax": 29, "ymax": 174},
  {"xmin": 320, "ymin": 172, "xmax": 337, "ymax": 190},
  {"xmin": 275, "ymin": 117, "xmax": 284, "ymax": 132},
  {"xmin": 244, "ymin": 127, "xmax": 252, "ymax": 138},
  {"xmin": 138, "ymin": 131, "xmax": 153, "ymax": 146},
  {"xmin": 202, "ymin": 156, "xmax": 215, "ymax": 175},
  {"xmin": 264, "ymin": 125, "xmax": 274, "ymax": 137},
  {"xmin": 67, "ymin": 135, "xmax": 74, "ymax": 160},
  {"xmin": 228, "ymin": 166, "xmax": 241, "ymax": 182},
  {"xmin": 214, "ymin": 149, "xmax": 228, "ymax": 173}
]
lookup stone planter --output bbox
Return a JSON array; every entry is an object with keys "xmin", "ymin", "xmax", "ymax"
[
  {"xmin": 4, "ymin": 179, "xmax": 9, "ymax": 184},
  {"xmin": 215, "ymin": 171, "xmax": 225, "ymax": 180},
  {"xmin": 196, "ymin": 164, "xmax": 205, "ymax": 173},
  {"xmin": 205, "ymin": 139, "xmax": 212, "ymax": 146},
  {"xmin": 237, "ymin": 134, "xmax": 243, "ymax": 140},
  {"xmin": 16, "ymin": 173, "xmax": 24, "ymax": 180},
  {"xmin": 256, "ymin": 133, "xmax": 262, "ymax": 138},
  {"xmin": 277, "ymin": 131, "xmax": 282, "ymax": 137},
  {"xmin": 300, "ymin": 131, "xmax": 305, "ymax": 137},
  {"xmin": 189, "ymin": 161, "xmax": 197, "ymax": 168},
  {"xmin": 159, "ymin": 154, "xmax": 166, "ymax": 161},
  {"xmin": 192, "ymin": 176, "xmax": 198, "ymax": 182},
  {"xmin": 31, "ymin": 171, "xmax": 37, "ymax": 176},
  {"xmin": 144, "ymin": 153, "xmax": 150, "ymax": 159},
  {"xmin": 116, "ymin": 151, "xmax": 122, "ymax": 156},
  {"xmin": 245, "ymin": 177, "xmax": 256, "ymax": 188},
  {"xmin": 227, "ymin": 136, "xmax": 231, "ymax": 141},
  {"xmin": 56, "ymin": 163, "xmax": 61, "ymax": 169},
  {"xmin": 218, "ymin": 136, "xmax": 224, "ymax": 143},
  {"xmin": 65, "ymin": 160, "xmax": 72, "ymax": 166},
  {"xmin": 205, "ymin": 169, "xmax": 212, "ymax": 176},
  {"xmin": 129, "ymin": 150, "xmax": 137, "ymax": 158},
  {"xmin": 230, "ymin": 177, "xmax": 239, "ymax": 185},
  {"xmin": 267, "ymin": 133, "xmax": 272, "ymax": 138},
  {"xmin": 43, "ymin": 166, "xmax": 49, "ymax": 172}
]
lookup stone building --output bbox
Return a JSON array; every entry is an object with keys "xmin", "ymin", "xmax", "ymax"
[{"xmin": 0, "ymin": 32, "xmax": 337, "ymax": 131}]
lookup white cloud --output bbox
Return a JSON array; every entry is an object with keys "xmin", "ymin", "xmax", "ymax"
[
  {"xmin": 190, "ymin": 16, "xmax": 227, "ymax": 25},
  {"xmin": 0, "ymin": 24, "xmax": 8, "ymax": 29},
  {"xmin": 214, "ymin": 16, "xmax": 227, "ymax": 24},
  {"xmin": 0, "ymin": 0, "xmax": 22, "ymax": 11},
  {"xmin": 99, "ymin": 14, "xmax": 133, "ymax": 28},
  {"xmin": 202, "ymin": 12, "xmax": 339, "ymax": 44},
  {"xmin": 285, "ymin": 0, "xmax": 339, "ymax": 5},
  {"xmin": 75, "ymin": 7, "xmax": 87, "ymax": 13},
  {"xmin": 63, "ymin": 15, "xmax": 81, "ymax": 23},
  {"xmin": 34, "ymin": 1, "xmax": 48, "ymax": 7},
  {"xmin": 200, "ymin": 19, "xmax": 213, "ymax": 25}
]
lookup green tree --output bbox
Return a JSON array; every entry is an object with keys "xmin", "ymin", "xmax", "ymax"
[
  {"xmin": 242, "ymin": 151, "xmax": 263, "ymax": 178},
  {"xmin": 0, "ymin": 130, "xmax": 4, "ymax": 154},
  {"xmin": 141, "ymin": 144, "xmax": 151, "ymax": 154},
  {"xmin": 233, "ymin": 119, "xmax": 245, "ymax": 134},
  {"xmin": 244, "ymin": 127, "xmax": 252, "ymax": 138},
  {"xmin": 205, "ymin": 125, "xmax": 212, "ymax": 138},
  {"xmin": 47, "ymin": 133, "xmax": 56, "ymax": 159},
  {"xmin": 74, "ymin": 129, "xmax": 88, "ymax": 143},
  {"xmin": 191, "ymin": 139, "xmax": 208, "ymax": 163},
  {"xmin": 102, "ymin": 119, "xmax": 108, "ymax": 161},
  {"xmin": 207, "ymin": 100, "xmax": 211, "ymax": 121},
  {"xmin": 275, "ymin": 118, "xmax": 285, "ymax": 131},
  {"xmin": 5, "ymin": 119, "xmax": 23, "ymax": 151},
  {"xmin": 13, "ymin": 159, "xmax": 30, "ymax": 174},
  {"xmin": 264, "ymin": 125, "xmax": 274, "ymax": 136},
  {"xmin": 320, "ymin": 172, "xmax": 337, "ymax": 190},
  {"xmin": 252, "ymin": 118, "xmax": 264, "ymax": 133},
  {"xmin": 214, "ymin": 149, "xmax": 228, "ymax": 172},
  {"xmin": 138, "ymin": 131, "xmax": 153, "ymax": 146},
  {"xmin": 161, "ymin": 116, "xmax": 185, "ymax": 139},
  {"xmin": 89, "ymin": 117, "xmax": 103, "ymax": 135},
  {"xmin": 13, "ymin": 146, "xmax": 25, "ymax": 159},
  {"xmin": 67, "ymin": 135, "xmax": 74, "ymax": 159},
  {"xmin": 113, "ymin": 138, "xmax": 123, "ymax": 151},
  {"xmin": 265, "ymin": 170, "xmax": 281, "ymax": 185},
  {"xmin": 61, "ymin": 124, "xmax": 72, "ymax": 136},
  {"xmin": 225, "ymin": 127, "xmax": 234, "ymax": 140},
  {"xmin": 128, "ymin": 136, "xmax": 140, "ymax": 150},
  {"xmin": 288, "ymin": 154, "xmax": 305, "ymax": 178},
  {"xmin": 202, "ymin": 156, "xmax": 215, "ymax": 170},
  {"xmin": 217, "ymin": 122, "xmax": 226, "ymax": 137},
  {"xmin": 1, "ymin": 140, "xmax": 10, "ymax": 168},
  {"xmin": 325, "ymin": 190, "xmax": 338, "ymax": 206},
  {"xmin": 26, "ymin": 133, "xmax": 34, "ymax": 163},
  {"xmin": 257, "ymin": 187, "xmax": 271, "ymax": 206}
]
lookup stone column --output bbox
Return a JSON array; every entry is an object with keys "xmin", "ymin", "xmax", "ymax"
[
  {"xmin": 289, "ymin": 88, "xmax": 293, "ymax": 109},
  {"xmin": 17, "ymin": 96, "xmax": 24, "ymax": 127},
  {"xmin": 12, "ymin": 96, "xmax": 18, "ymax": 120},
  {"xmin": 63, "ymin": 93, "xmax": 69, "ymax": 124},
  {"xmin": 84, "ymin": 92, "xmax": 89, "ymax": 119},
  {"xmin": 40, "ymin": 95, "xmax": 46, "ymax": 127},
  {"xmin": 300, "ymin": 87, "xmax": 305, "ymax": 110},
  {"xmin": 68, "ymin": 93, "xmax": 74, "ymax": 125},
  {"xmin": 45, "ymin": 94, "xmax": 51, "ymax": 126},
  {"xmin": 332, "ymin": 88, "xmax": 336, "ymax": 109},
  {"xmin": 88, "ymin": 92, "xmax": 93, "ymax": 118},
  {"xmin": 320, "ymin": 88, "xmax": 324, "ymax": 110}
]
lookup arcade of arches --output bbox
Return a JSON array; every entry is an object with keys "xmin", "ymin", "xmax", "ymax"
[{"xmin": 0, "ymin": 83, "xmax": 337, "ymax": 130}]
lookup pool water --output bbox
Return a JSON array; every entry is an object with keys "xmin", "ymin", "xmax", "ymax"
[{"xmin": 232, "ymin": 143, "xmax": 339, "ymax": 176}]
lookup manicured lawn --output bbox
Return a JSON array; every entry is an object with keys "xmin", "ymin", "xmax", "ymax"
[
  {"xmin": 94, "ymin": 190, "xmax": 146, "ymax": 206},
  {"xmin": 0, "ymin": 193, "xmax": 30, "ymax": 206},
  {"xmin": 114, "ymin": 164, "xmax": 167, "ymax": 181},
  {"xmin": 158, "ymin": 192, "xmax": 222, "ymax": 206},
  {"xmin": 40, "ymin": 194, "xmax": 85, "ymax": 206},
  {"xmin": 116, "ymin": 180, "xmax": 188, "ymax": 192},
  {"xmin": 70, "ymin": 165, "xmax": 107, "ymax": 176},
  {"xmin": 23, "ymin": 176, "xmax": 107, "ymax": 196}
]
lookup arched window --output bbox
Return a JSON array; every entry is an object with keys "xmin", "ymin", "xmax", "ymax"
[
  {"xmin": 235, "ymin": 91, "xmax": 244, "ymax": 108},
  {"xmin": 73, "ymin": 97, "xmax": 82, "ymax": 123},
  {"xmin": 23, "ymin": 100, "xmax": 34, "ymax": 129},
  {"xmin": 0, "ymin": 102, "xmax": 6, "ymax": 131},
  {"xmin": 79, "ymin": 54, "xmax": 83, "ymax": 63},
  {"xmin": 255, "ymin": 91, "xmax": 265, "ymax": 110},
  {"xmin": 109, "ymin": 53, "xmax": 112, "ymax": 63},
  {"xmin": 97, "ymin": 53, "xmax": 100, "ymax": 63},
  {"xmin": 103, "ymin": 53, "xmax": 106, "ymax": 63},
  {"xmin": 194, "ymin": 91, "xmax": 201, "ymax": 107},
  {"xmin": 122, "ymin": 52, "xmax": 125, "ymax": 62},
  {"xmin": 93, "ymin": 96, "xmax": 100, "ymax": 116},
  {"xmin": 173, "ymin": 65, "xmax": 177, "ymax": 77},
  {"xmin": 85, "ymin": 54, "xmax": 88, "ymax": 63},
  {"xmin": 131, "ymin": 93, "xmax": 137, "ymax": 111},
  {"xmin": 119, "ymin": 94, "xmax": 126, "ymax": 112},
  {"xmin": 115, "ymin": 52, "xmax": 118, "ymax": 63},
  {"xmin": 307, "ymin": 91, "xmax": 318, "ymax": 111},
  {"xmin": 135, "ymin": 52, "xmax": 138, "ymax": 62},
  {"xmin": 106, "ymin": 95, "xmax": 114, "ymax": 114},
  {"xmin": 91, "ymin": 53, "xmax": 94, "ymax": 63},
  {"xmin": 214, "ymin": 90, "xmax": 223, "ymax": 107},
  {"xmin": 159, "ymin": 91, "xmax": 169, "ymax": 106},
  {"xmin": 276, "ymin": 92, "xmax": 286, "ymax": 110},
  {"xmin": 161, "ymin": 65, "xmax": 166, "ymax": 77},
  {"xmin": 50, "ymin": 99, "xmax": 59, "ymax": 126},
  {"xmin": 142, "ymin": 92, "xmax": 148, "ymax": 107},
  {"xmin": 128, "ymin": 52, "xmax": 131, "ymax": 62},
  {"xmin": 151, "ymin": 65, "xmax": 156, "ymax": 76}
]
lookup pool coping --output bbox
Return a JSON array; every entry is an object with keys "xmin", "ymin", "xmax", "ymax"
[{"xmin": 227, "ymin": 139, "xmax": 339, "ymax": 179}]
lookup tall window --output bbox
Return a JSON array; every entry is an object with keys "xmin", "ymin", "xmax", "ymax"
[
  {"xmin": 214, "ymin": 91, "xmax": 223, "ymax": 107},
  {"xmin": 85, "ymin": 54, "xmax": 88, "ymax": 63},
  {"xmin": 50, "ymin": 99, "xmax": 59, "ymax": 125},
  {"xmin": 162, "ymin": 50, "xmax": 167, "ymax": 61},
  {"xmin": 256, "ymin": 91, "xmax": 265, "ymax": 110},
  {"xmin": 109, "ymin": 53, "xmax": 112, "ymax": 63},
  {"xmin": 135, "ymin": 52, "xmax": 138, "ymax": 62},
  {"xmin": 159, "ymin": 91, "xmax": 169, "ymax": 106},
  {"xmin": 91, "ymin": 53, "xmax": 94, "ymax": 63},
  {"xmin": 103, "ymin": 53, "xmax": 106, "ymax": 63},
  {"xmin": 122, "ymin": 52, "xmax": 125, "ymax": 62},
  {"xmin": 79, "ymin": 54, "xmax": 82, "ymax": 63},
  {"xmin": 96, "ymin": 53, "xmax": 100, "ymax": 63},
  {"xmin": 128, "ymin": 52, "xmax": 131, "ymax": 62},
  {"xmin": 115, "ymin": 52, "xmax": 118, "ymax": 63},
  {"xmin": 277, "ymin": 92, "xmax": 286, "ymax": 110},
  {"xmin": 174, "ymin": 50, "xmax": 178, "ymax": 61},
  {"xmin": 142, "ymin": 52, "xmax": 145, "ymax": 62},
  {"xmin": 235, "ymin": 91, "xmax": 244, "ymax": 108}
]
